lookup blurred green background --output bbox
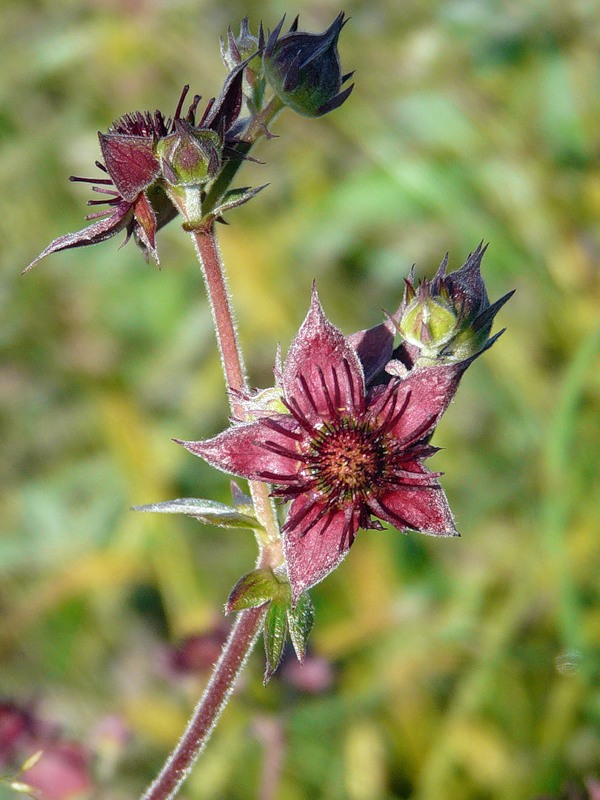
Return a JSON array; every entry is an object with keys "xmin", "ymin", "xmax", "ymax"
[{"xmin": 1, "ymin": 0, "xmax": 600, "ymax": 798}]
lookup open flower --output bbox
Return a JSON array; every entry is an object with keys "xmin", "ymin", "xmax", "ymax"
[
  {"xmin": 179, "ymin": 288, "xmax": 469, "ymax": 600},
  {"xmin": 25, "ymin": 62, "xmax": 248, "ymax": 272}
]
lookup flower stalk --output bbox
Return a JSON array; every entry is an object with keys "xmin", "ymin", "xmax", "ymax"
[
  {"xmin": 190, "ymin": 224, "xmax": 247, "ymax": 409},
  {"xmin": 140, "ymin": 605, "xmax": 266, "ymax": 800},
  {"xmin": 201, "ymin": 94, "xmax": 284, "ymax": 218},
  {"xmin": 189, "ymin": 223, "xmax": 282, "ymax": 548},
  {"xmin": 139, "ymin": 220, "xmax": 283, "ymax": 800}
]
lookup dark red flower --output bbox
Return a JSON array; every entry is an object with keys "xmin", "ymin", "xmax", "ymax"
[
  {"xmin": 25, "ymin": 62, "xmax": 248, "ymax": 272},
  {"xmin": 178, "ymin": 288, "xmax": 466, "ymax": 600},
  {"xmin": 0, "ymin": 701, "xmax": 36, "ymax": 766},
  {"xmin": 24, "ymin": 102, "xmax": 177, "ymax": 272},
  {"xmin": 21, "ymin": 741, "xmax": 93, "ymax": 800}
]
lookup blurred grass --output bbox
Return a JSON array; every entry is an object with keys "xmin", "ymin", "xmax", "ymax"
[{"xmin": 1, "ymin": 1, "xmax": 600, "ymax": 798}]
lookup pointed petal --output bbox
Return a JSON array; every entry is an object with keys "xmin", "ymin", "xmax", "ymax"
[
  {"xmin": 175, "ymin": 415, "xmax": 304, "ymax": 483},
  {"xmin": 283, "ymin": 494, "xmax": 357, "ymax": 601},
  {"xmin": 283, "ymin": 286, "xmax": 365, "ymax": 422},
  {"xmin": 347, "ymin": 319, "xmax": 395, "ymax": 385},
  {"xmin": 370, "ymin": 471, "xmax": 458, "ymax": 536},
  {"xmin": 445, "ymin": 241, "xmax": 490, "ymax": 310},
  {"xmin": 370, "ymin": 361, "xmax": 470, "ymax": 443},
  {"xmin": 264, "ymin": 15, "xmax": 287, "ymax": 57},
  {"xmin": 23, "ymin": 201, "xmax": 133, "ymax": 273},
  {"xmin": 99, "ymin": 133, "xmax": 160, "ymax": 201}
]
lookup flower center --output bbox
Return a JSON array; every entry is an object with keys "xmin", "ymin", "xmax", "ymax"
[{"xmin": 307, "ymin": 418, "xmax": 385, "ymax": 505}]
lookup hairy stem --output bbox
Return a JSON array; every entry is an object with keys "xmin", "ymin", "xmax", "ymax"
[
  {"xmin": 140, "ymin": 95, "xmax": 287, "ymax": 800},
  {"xmin": 191, "ymin": 224, "xmax": 281, "ymax": 546},
  {"xmin": 191, "ymin": 226, "xmax": 247, "ymax": 408},
  {"xmin": 140, "ymin": 605, "xmax": 266, "ymax": 800}
]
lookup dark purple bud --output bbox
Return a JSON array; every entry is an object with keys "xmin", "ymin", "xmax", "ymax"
[
  {"xmin": 263, "ymin": 12, "xmax": 354, "ymax": 117},
  {"xmin": 201, "ymin": 59, "xmax": 248, "ymax": 136}
]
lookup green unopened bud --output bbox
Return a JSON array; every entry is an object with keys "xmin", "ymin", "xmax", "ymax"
[
  {"xmin": 239, "ymin": 386, "xmax": 287, "ymax": 420},
  {"xmin": 221, "ymin": 17, "xmax": 263, "ymax": 74},
  {"xmin": 156, "ymin": 120, "xmax": 222, "ymax": 187},
  {"xmin": 398, "ymin": 283, "xmax": 459, "ymax": 355},
  {"xmin": 395, "ymin": 245, "xmax": 514, "ymax": 364}
]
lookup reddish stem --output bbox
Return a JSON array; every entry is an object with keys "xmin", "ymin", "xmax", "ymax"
[
  {"xmin": 140, "ymin": 606, "xmax": 266, "ymax": 800},
  {"xmin": 138, "ymin": 223, "xmax": 283, "ymax": 800},
  {"xmin": 191, "ymin": 224, "xmax": 247, "ymax": 408},
  {"xmin": 191, "ymin": 224, "xmax": 282, "ymax": 547}
]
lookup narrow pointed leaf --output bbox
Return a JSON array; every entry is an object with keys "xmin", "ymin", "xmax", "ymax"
[
  {"xmin": 263, "ymin": 599, "xmax": 289, "ymax": 682},
  {"xmin": 211, "ymin": 184, "xmax": 268, "ymax": 217},
  {"xmin": 132, "ymin": 497, "xmax": 261, "ymax": 530},
  {"xmin": 287, "ymin": 591, "xmax": 315, "ymax": 662}
]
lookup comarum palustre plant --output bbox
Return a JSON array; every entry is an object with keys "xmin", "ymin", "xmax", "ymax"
[{"xmin": 26, "ymin": 13, "xmax": 512, "ymax": 800}]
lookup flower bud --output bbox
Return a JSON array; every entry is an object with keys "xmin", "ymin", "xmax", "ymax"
[
  {"xmin": 263, "ymin": 12, "xmax": 354, "ymax": 117},
  {"xmin": 221, "ymin": 18, "xmax": 266, "ymax": 111},
  {"xmin": 221, "ymin": 17, "xmax": 263, "ymax": 75},
  {"xmin": 395, "ymin": 244, "xmax": 514, "ymax": 364},
  {"xmin": 155, "ymin": 120, "xmax": 222, "ymax": 187}
]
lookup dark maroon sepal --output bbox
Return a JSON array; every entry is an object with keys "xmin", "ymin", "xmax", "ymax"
[
  {"xmin": 23, "ymin": 201, "xmax": 133, "ymax": 274},
  {"xmin": 99, "ymin": 133, "xmax": 160, "ymax": 201}
]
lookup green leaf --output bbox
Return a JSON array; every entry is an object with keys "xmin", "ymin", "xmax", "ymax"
[
  {"xmin": 226, "ymin": 569, "xmax": 280, "ymax": 614},
  {"xmin": 132, "ymin": 497, "xmax": 262, "ymax": 530},
  {"xmin": 212, "ymin": 184, "xmax": 268, "ymax": 216},
  {"xmin": 263, "ymin": 599, "xmax": 289, "ymax": 682},
  {"xmin": 287, "ymin": 591, "xmax": 315, "ymax": 662}
]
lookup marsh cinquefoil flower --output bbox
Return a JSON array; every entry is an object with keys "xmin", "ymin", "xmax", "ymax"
[
  {"xmin": 179, "ymin": 288, "xmax": 472, "ymax": 601},
  {"xmin": 25, "ymin": 62, "xmax": 249, "ymax": 272}
]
